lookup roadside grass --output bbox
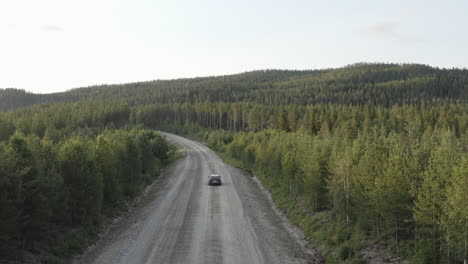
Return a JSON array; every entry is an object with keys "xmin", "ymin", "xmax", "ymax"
[
  {"xmin": 45, "ymin": 225, "xmax": 100, "ymax": 263},
  {"xmin": 166, "ymin": 148, "xmax": 185, "ymax": 164},
  {"xmin": 258, "ymin": 170, "xmax": 368, "ymax": 264}
]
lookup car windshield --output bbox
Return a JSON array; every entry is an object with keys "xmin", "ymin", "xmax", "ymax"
[{"xmin": 210, "ymin": 175, "xmax": 220, "ymax": 180}]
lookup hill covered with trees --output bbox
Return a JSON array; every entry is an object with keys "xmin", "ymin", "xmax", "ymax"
[
  {"xmin": 1, "ymin": 63, "xmax": 467, "ymax": 112},
  {"xmin": 0, "ymin": 63, "xmax": 466, "ymax": 263}
]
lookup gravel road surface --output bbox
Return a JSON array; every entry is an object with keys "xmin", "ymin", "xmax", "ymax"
[{"xmin": 73, "ymin": 133, "xmax": 320, "ymax": 264}]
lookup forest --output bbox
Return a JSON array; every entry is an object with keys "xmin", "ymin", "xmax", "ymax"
[
  {"xmin": 1, "ymin": 63, "xmax": 467, "ymax": 112},
  {"xmin": 0, "ymin": 102, "xmax": 170, "ymax": 263},
  {"xmin": 132, "ymin": 100, "xmax": 466, "ymax": 263},
  {"xmin": 198, "ymin": 104, "xmax": 466, "ymax": 263},
  {"xmin": 0, "ymin": 63, "xmax": 467, "ymax": 263}
]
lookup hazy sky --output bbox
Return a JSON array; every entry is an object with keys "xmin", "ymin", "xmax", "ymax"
[{"xmin": 1, "ymin": 0, "xmax": 467, "ymax": 93}]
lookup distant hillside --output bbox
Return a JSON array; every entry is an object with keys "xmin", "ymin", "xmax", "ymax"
[
  {"xmin": 0, "ymin": 89, "xmax": 42, "ymax": 111},
  {"xmin": 1, "ymin": 63, "xmax": 467, "ymax": 111}
]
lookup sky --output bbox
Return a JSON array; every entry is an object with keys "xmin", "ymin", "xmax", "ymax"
[{"xmin": 1, "ymin": 0, "xmax": 467, "ymax": 94}]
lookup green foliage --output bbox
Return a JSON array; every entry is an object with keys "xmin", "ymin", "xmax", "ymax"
[
  {"xmin": 1, "ymin": 64, "xmax": 467, "ymax": 112},
  {"xmin": 339, "ymin": 245, "xmax": 354, "ymax": 260},
  {"xmin": 0, "ymin": 101, "xmax": 170, "ymax": 261},
  {"xmin": 202, "ymin": 123, "xmax": 466, "ymax": 263},
  {"xmin": 0, "ymin": 101, "xmax": 130, "ymax": 141},
  {"xmin": 1, "ymin": 63, "xmax": 467, "ymax": 263},
  {"xmin": 52, "ymin": 225, "xmax": 100, "ymax": 258},
  {"xmin": 58, "ymin": 137, "xmax": 103, "ymax": 225}
]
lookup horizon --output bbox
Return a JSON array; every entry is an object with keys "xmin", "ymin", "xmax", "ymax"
[
  {"xmin": 1, "ymin": 0, "xmax": 468, "ymax": 93},
  {"xmin": 2, "ymin": 61, "xmax": 467, "ymax": 95}
]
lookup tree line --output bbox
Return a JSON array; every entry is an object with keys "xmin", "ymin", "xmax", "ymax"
[
  {"xmin": 1, "ymin": 63, "xmax": 467, "ymax": 112},
  {"xmin": 133, "ymin": 102, "xmax": 466, "ymax": 138}
]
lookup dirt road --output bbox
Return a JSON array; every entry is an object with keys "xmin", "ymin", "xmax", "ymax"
[{"xmin": 73, "ymin": 133, "xmax": 319, "ymax": 264}]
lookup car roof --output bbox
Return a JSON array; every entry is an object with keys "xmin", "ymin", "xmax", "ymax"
[{"xmin": 209, "ymin": 174, "xmax": 220, "ymax": 177}]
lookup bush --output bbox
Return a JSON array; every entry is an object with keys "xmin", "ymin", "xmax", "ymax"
[
  {"xmin": 339, "ymin": 245, "xmax": 355, "ymax": 260},
  {"xmin": 411, "ymin": 240, "xmax": 433, "ymax": 264}
]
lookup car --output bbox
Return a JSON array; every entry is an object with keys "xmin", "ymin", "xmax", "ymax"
[{"xmin": 208, "ymin": 174, "xmax": 222, "ymax": 186}]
